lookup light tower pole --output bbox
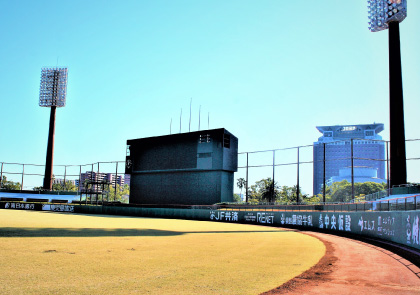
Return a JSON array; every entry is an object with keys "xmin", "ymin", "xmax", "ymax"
[
  {"xmin": 368, "ymin": 0, "xmax": 407, "ymax": 187},
  {"xmin": 39, "ymin": 67, "xmax": 68, "ymax": 190}
]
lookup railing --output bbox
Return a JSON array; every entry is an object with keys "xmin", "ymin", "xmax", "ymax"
[
  {"xmin": 0, "ymin": 161, "xmax": 127, "ymax": 195},
  {"xmin": 188, "ymin": 194, "xmax": 420, "ymax": 213}
]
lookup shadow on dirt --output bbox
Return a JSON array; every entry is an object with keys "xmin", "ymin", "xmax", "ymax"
[{"xmin": 0, "ymin": 227, "xmax": 289, "ymax": 238}]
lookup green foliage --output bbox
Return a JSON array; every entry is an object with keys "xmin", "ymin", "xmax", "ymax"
[
  {"xmin": 52, "ymin": 181, "xmax": 78, "ymax": 192},
  {"xmin": 233, "ymin": 193, "xmax": 242, "ymax": 203},
  {"xmin": 304, "ymin": 195, "xmax": 322, "ymax": 204},
  {"xmin": 1, "ymin": 176, "xmax": 21, "ymax": 190},
  {"xmin": 242, "ymin": 177, "xmax": 386, "ymax": 205},
  {"xmin": 323, "ymin": 180, "xmax": 387, "ymax": 203},
  {"xmin": 247, "ymin": 178, "xmax": 278, "ymax": 203},
  {"xmin": 236, "ymin": 178, "xmax": 246, "ymax": 193},
  {"xmin": 105, "ymin": 184, "xmax": 130, "ymax": 203},
  {"xmin": 245, "ymin": 178, "xmax": 307, "ymax": 204}
]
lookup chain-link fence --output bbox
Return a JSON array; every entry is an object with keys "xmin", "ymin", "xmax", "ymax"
[
  {"xmin": 236, "ymin": 138, "xmax": 420, "ymax": 203},
  {"xmin": 1, "ymin": 139, "xmax": 419, "ymax": 204},
  {"xmin": 0, "ymin": 161, "xmax": 127, "ymax": 199}
]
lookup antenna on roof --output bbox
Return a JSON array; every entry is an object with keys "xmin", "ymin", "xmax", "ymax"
[
  {"xmin": 189, "ymin": 98, "xmax": 192, "ymax": 132},
  {"xmin": 170, "ymin": 118, "xmax": 172, "ymax": 135},
  {"xmin": 179, "ymin": 108, "xmax": 182, "ymax": 133},
  {"xmin": 208, "ymin": 112, "xmax": 210, "ymax": 130},
  {"xmin": 198, "ymin": 105, "xmax": 201, "ymax": 131}
]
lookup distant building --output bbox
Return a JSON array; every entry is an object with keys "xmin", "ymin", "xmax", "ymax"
[
  {"xmin": 313, "ymin": 124, "xmax": 386, "ymax": 195},
  {"xmin": 52, "ymin": 178, "xmax": 75, "ymax": 186},
  {"xmin": 76, "ymin": 171, "xmax": 126, "ymax": 192}
]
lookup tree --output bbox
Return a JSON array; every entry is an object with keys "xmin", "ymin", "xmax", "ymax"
[
  {"xmin": 236, "ymin": 178, "xmax": 246, "ymax": 199},
  {"xmin": 278, "ymin": 185, "xmax": 308, "ymax": 204},
  {"xmin": 1, "ymin": 176, "xmax": 21, "ymax": 190},
  {"xmin": 105, "ymin": 184, "xmax": 130, "ymax": 203},
  {"xmin": 324, "ymin": 180, "xmax": 387, "ymax": 203},
  {"xmin": 52, "ymin": 180, "xmax": 78, "ymax": 192},
  {"xmin": 247, "ymin": 178, "xmax": 280, "ymax": 203},
  {"xmin": 233, "ymin": 193, "xmax": 242, "ymax": 203}
]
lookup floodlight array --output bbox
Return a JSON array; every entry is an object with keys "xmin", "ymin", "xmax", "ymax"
[
  {"xmin": 368, "ymin": 0, "xmax": 407, "ymax": 32},
  {"xmin": 39, "ymin": 67, "xmax": 68, "ymax": 107}
]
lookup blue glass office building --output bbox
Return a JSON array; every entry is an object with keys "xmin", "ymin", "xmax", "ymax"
[{"xmin": 313, "ymin": 124, "xmax": 386, "ymax": 195}]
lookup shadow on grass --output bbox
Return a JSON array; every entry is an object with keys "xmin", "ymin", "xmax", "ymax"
[{"xmin": 0, "ymin": 227, "xmax": 290, "ymax": 238}]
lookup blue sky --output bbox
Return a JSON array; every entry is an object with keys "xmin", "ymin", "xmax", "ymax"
[{"xmin": 0, "ymin": 1, "xmax": 419, "ymax": 193}]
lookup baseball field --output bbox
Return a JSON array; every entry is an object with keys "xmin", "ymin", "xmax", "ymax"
[{"xmin": 0, "ymin": 209, "xmax": 325, "ymax": 294}]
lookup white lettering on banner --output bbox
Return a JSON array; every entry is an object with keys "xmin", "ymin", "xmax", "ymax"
[
  {"xmin": 407, "ymin": 215, "xmax": 412, "ymax": 244},
  {"xmin": 325, "ymin": 215, "xmax": 330, "ymax": 229},
  {"xmin": 377, "ymin": 215, "xmax": 395, "ymax": 237},
  {"xmin": 4, "ymin": 202, "xmax": 35, "ymax": 210},
  {"xmin": 345, "ymin": 215, "xmax": 351, "ymax": 231},
  {"xmin": 331, "ymin": 215, "xmax": 337, "ymax": 230},
  {"xmin": 338, "ymin": 215, "xmax": 344, "ymax": 231},
  {"xmin": 210, "ymin": 210, "xmax": 219, "ymax": 221},
  {"xmin": 297, "ymin": 215, "xmax": 303, "ymax": 226},
  {"xmin": 320, "ymin": 214, "xmax": 351, "ymax": 232},
  {"xmin": 358, "ymin": 216, "xmax": 376, "ymax": 233},
  {"xmin": 51, "ymin": 205, "xmax": 74, "ymax": 212},
  {"xmin": 412, "ymin": 215, "xmax": 420, "ymax": 246},
  {"xmin": 281, "ymin": 214, "xmax": 314, "ymax": 227},
  {"xmin": 210, "ymin": 211, "xmax": 238, "ymax": 222},
  {"xmin": 244, "ymin": 213, "xmax": 256, "ymax": 222},
  {"xmin": 257, "ymin": 213, "xmax": 274, "ymax": 224},
  {"xmin": 308, "ymin": 216, "xmax": 313, "ymax": 227}
]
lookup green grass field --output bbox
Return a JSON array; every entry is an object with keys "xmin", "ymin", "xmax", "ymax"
[{"xmin": 0, "ymin": 209, "xmax": 325, "ymax": 294}]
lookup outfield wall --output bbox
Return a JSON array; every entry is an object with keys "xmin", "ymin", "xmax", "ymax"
[
  {"xmin": 73, "ymin": 205, "xmax": 420, "ymax": 251},
  {"xmin": 1, "ymin": 202, "xmax": 419, "ymax": 251}
]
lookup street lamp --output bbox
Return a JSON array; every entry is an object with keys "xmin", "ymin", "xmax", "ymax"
[
  {"xmin": 368, "ymin": 0, "xmax": 407, "ymax": 188},
  {"xmin": 39, "ymin": 67, "xmax": 68, "ymax": 190}
]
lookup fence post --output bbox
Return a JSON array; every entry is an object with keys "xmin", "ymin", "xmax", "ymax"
[
  {"xmin": 64, "ymin": 166, "xmax": 67, "ymax": 191},
  {"xmin": 323, "ymin": 143, "xmax": 326, "ymax": 203},
  {"xmin": 246, "ymin": 153, "xmax": 249, "ymax": 203},
  {"xmin": 386, "ymin": 141, "xmax": 390, "ymax": 190},
  {"xmin": 297, "ymin": 147, "xmax": 300, "ymax": 205},
  {"xmin": 79, "ymin": 165, "xmax": 82, "ymax": 202},
  {"xmin": 351, "ymin": 139, "xmax": 354, "ymax": 202},
  {"xmin": 272, "ymin": 150, "xmax": 275, "ymax": 203},
  {"xmin": 0, "ymin": 162, "xmax": 3, "ymax": 188},
  {"xmin": 21, "ymin": 164, "xmax": 25, "ymax": 191},
  {"xmin": 115, "ymin": 162, "xmax": 118, "ymax": 202}
]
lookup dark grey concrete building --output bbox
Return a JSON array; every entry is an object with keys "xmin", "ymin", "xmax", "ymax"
[{"xmin": 125, "ymin": 128, "xmax": 238, "ymax": 205}]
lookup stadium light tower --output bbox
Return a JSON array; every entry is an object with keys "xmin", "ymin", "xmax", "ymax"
[
  {"xmin": 368, "ymin": 0, "xmax": 407, "ymax": 187},
  {"xmin": 39, "ymin": 67, "xmax": 68, "ymax": 190}
]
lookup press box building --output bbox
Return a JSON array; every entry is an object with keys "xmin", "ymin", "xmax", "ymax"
[
  {"xmin": 125, "ymin": 128, "xmax": 238, "ymax": 205},
  {"xmin": 313, "ymin": 124, "xmax": 386, "ymax": 195}
]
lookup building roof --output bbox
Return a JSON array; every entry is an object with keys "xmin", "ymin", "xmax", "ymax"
[{"xmin": 316, "ymin": 123, "xmax": 384, "ymax": 134}]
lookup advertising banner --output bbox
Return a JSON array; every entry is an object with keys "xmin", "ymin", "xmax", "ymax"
[
  {"xmin": 208, "ymin": 210, "xmax": 420, "ymax": 251},
  {"xmin": 42, "ymin": 204, "xmax": 74, "ymax": 213},
  {"xmin": 0, "ymin": 202, "xmax": 42, "ymax": 211}
]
